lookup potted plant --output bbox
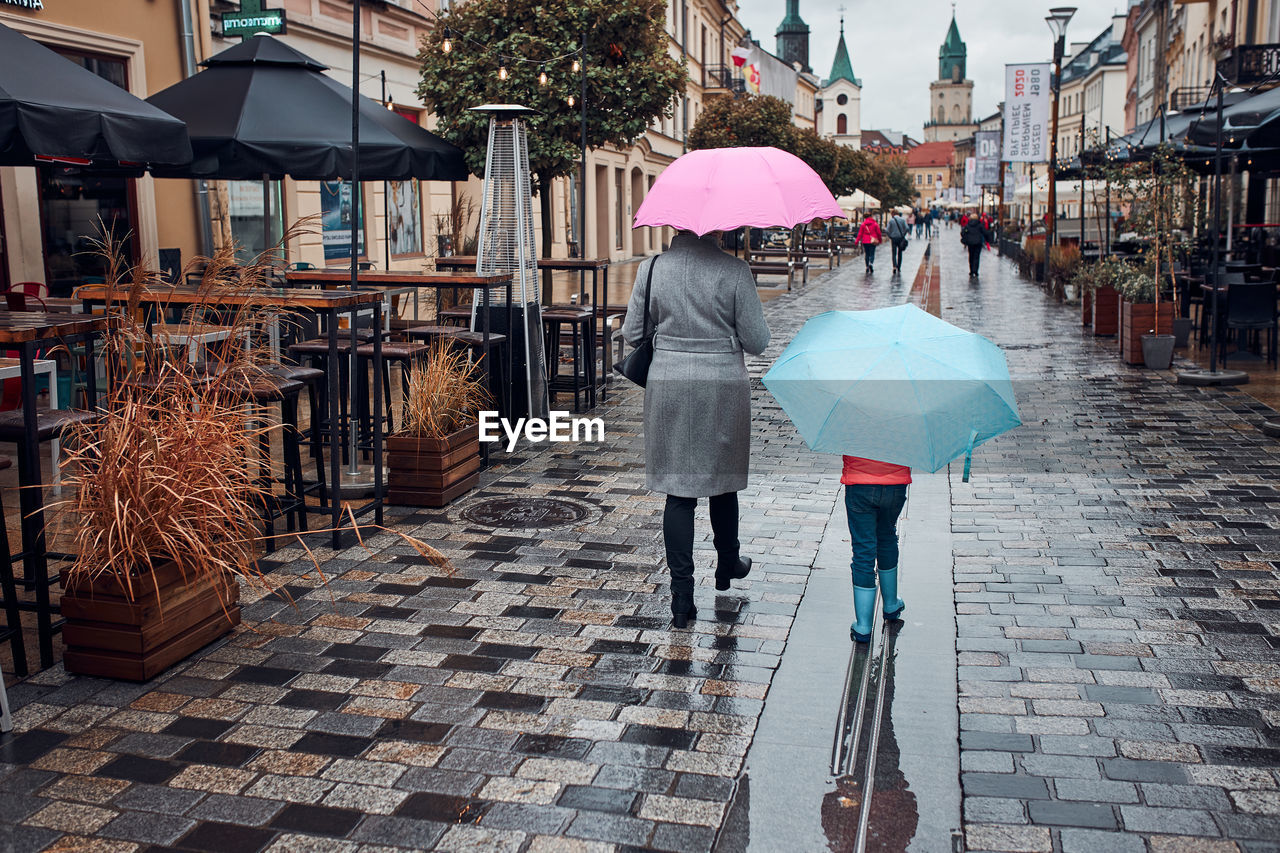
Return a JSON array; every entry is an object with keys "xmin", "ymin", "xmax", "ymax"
[
  {"xmin": 1075, "ymin": 256, "xmax": 1124, "ymax": 336},
  {"xmin": 386, "ymin": 341, "xmax": 490, "ymax": 507},
  {"xmin": 1051, "ymin": 244, "xmax": 1082, "ymax": 301},
  {"xmin": 54, "ymin": 241, "xmax": 286, "ymax": 681},
  {"xmin": 1117, "ymin": 266, "xmax": 1175, "ymax": 368},
  {"xmin": 1025, "ymin": 237, "xmax": 1047, "ymax": 283}
]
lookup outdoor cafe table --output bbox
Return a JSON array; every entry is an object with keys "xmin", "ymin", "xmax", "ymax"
[
  {"xmin": 431, "ymin": 256, "xmax": 613, "ymax": 400},
  {"xmin": 0, "ymin": 310, "xmax": 114, "ymax": 668},
  {"xmin": 284, "ymin": 270, "xmax": 516, "ymax": 427},
  {"xmin": 76, "ymin": 285, "xmax": 387, "ymax": 548}
]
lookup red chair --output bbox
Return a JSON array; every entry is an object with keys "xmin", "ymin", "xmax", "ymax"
[
  {"xmin": 3, "ymin": 291, "xmax": 46, "ymax": 312},
  {"xmin": 9, "ymin": 281, "xmax": 47, "ymax": 299}
]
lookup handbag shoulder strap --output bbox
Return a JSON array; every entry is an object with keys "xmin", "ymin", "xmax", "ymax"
[{"xmin": 641, "ymin": 254, "xmax": 657, "ymax": 337}]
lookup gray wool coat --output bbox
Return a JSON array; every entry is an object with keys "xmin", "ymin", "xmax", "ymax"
[{"xmin": 621, "ymin": 232, "xmax": 770, "ymax": 498}]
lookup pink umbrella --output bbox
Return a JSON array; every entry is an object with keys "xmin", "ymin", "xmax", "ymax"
[{"xmin": 633, "ymin": 146, "xmax": 844, "ymax": 235}]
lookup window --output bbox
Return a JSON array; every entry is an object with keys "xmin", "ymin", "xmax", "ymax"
[
  {"xmin": 40, "ymin": 49, "xmax": 138, "ymax": 292},
  {"xmin": 837, "ymin": 93, "xmax": 848, "ymax": 106},
  {"xmin": 837, "ymin": 113, "xmax": 847, "ymax": 134}
]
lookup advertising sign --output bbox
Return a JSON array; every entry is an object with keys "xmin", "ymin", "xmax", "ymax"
[
  {"xmin": 221, "ymin": 0, "xmax": 287, "ymax": 40},
  {"xmin": 964, "ymin": 157, "xmax": 977, "ymax": 199},
  {"xmin": 321, "ymin": 181, "xmax": 364, "ymax": 262},
  {"xmin": 975, "ymin": 130, "xmax": 1002, "ymax": 185},
  {"xmin": 1003, "ymin": 63, "xmax": 1050, "ymax": 162}
]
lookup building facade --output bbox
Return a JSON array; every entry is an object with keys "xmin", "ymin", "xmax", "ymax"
[
  {"xmin": 1056, "ymin": 16, "xmax": 1129, "ymax": 162},
  {"xmin": 907, "ymin": 141, "xmax": 954, "ymax": 204},
  {"xmin": 923, "ymin": 14, "xmax": 976, "ymax": 143}
]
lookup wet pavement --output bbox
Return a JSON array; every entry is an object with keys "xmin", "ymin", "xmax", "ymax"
[{"xmin": 2, "ymin": 234, "xmax": 1280, "ymax": 853}]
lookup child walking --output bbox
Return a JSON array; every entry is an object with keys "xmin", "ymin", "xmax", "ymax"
[{"xmin": 843, "ymin": 454, "xmax": 910, "ymax": 642}]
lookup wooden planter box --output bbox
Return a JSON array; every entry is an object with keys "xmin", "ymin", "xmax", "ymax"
[
  {"xmin": 61, "ymin": 561, "xmax": 240, "ymax": 681},
  {"xmin": 386, "ymin": 424, "xmax": 481, "ymax": 507},
  {"xmin": 1092, "ymin": 285, "xmax": 1120, "ymax": 336},
  {"xmin": 1082, "ymin": 287, "xmax": 1093, "ymax": 326},
  {"xmin": 1119, "ymin": 299, "xmax": 1175, "ymax": 365}
]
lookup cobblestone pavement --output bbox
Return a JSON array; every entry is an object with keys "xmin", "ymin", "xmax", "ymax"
[
  {"xmin": 939, "ymin": 237, "xmax": 1280, "ymax": 853},
  {"xmin": 4, "ymin": 234, "xmax": 1279, "ymax": 853},
  {"xmin": 0, "ymin": 244, "xmax": 928, "ymax": 853}
]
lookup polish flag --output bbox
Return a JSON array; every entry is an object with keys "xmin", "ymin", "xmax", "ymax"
[{"xmin": 731, "ymin": 46, "xmax": 751, "ymax": 67}]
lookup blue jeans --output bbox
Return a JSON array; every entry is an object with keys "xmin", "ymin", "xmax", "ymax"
[
  {"xmin": 863, "ymin": 243, "xmax": 876, "ymax": 267},
  {"xmin": 845, "ymin": 484, "xmax": 908, "ymax": 588}
]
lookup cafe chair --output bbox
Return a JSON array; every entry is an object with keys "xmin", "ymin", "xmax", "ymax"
[
  {"xmin": 0, "ymin": 408, "xmax": 99, "ymax": 664},
  {"xmin": 287, "ymin": 262, "xmax": 316, "ymax": 272},
  {"xmin": 226, "ymin": 372, "xmax": 310, "ymax": 544},
  {"xmin": 1221, "ymin": 281, "xmax": 1279, "ymax": 368},
  {"xmin": 354, "ymin": 340, "xmax": 430, "ymax": 441},
  {"xmin": 0, "ymin": 455, "xmax": 28, "ymax": 680}
]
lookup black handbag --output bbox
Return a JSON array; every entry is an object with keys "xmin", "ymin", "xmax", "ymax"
[{"xmin": 614, "ymin": 255, "xmax": 657, "ymax": 387}]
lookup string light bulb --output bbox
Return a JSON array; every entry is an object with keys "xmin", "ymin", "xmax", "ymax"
[
  {"xmin": 567, "ymin": 94, "xmax": 576, "ymax": 107},
  {"xmin": 498, "ymin": 57, "xmax": 508, "ymax": 81},
  {"xmin": 572, "ymin": 58, "xmax": 581, "ymax": 73},
  {"xmin": 442, "ymin": 28, "xmax": 452, "ymax": 54},
  {"xmin": 539, "ymin": 65, "xmax": 548, "ymax": 87}
]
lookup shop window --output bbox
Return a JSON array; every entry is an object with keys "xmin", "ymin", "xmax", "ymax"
[
  {"xmin": 389, "ymin": 181, "xmax": 423, "ymax": 256},
  {"xmin": 228, "ymin": 180, "xmax": 283, "ymax": 264},
  {"xmin": 39, "ymin": 50, "xmax": 135, "ymax": 295}
]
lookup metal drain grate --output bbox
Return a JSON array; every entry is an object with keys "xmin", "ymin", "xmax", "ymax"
[{"xmin": 460, "ymin": 497, "xmax": 590, "ymax": 529}]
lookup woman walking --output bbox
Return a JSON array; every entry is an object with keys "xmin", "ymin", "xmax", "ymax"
[
  {"xmin": 856, "ymin": 212, "xmax": 882, "ymax": 274},
  {"xmin": 622, "ymin": 231, "xmax": 771, "ymax": 628}
]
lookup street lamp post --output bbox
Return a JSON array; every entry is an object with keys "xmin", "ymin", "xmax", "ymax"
[{"xmin": 1045, "ymin": 6, "xmax": 1075, "ymax": 288}]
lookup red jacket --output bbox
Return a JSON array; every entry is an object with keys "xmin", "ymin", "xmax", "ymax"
[
  {"xmin": 856, "ymin": 218, "xmax": 882, "ymax": 245},
  {"xmin": 841, "ymin": 455, "xmax": 912, "ymax": 485}
]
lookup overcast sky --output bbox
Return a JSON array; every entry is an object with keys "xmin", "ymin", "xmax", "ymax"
[{"xmin": 735, "ymin": 1, "xmax": 1124, "ymax": 139}]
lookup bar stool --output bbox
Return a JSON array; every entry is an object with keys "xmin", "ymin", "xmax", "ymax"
[
  {"xmin": 227, "ymin": 373, "xmax": 309, "ymax": 545},
  {"xmin": 286, "ymin": 335, "xmax": 367, "ymax": 466},
  {"xmin": 265, "ymin": 364, "xmax": 328, "ymax": 510},
  {"xmin": 451, "ymin": 331, "xmax": 510, "ymax": 418},
  {"xmin": 438, "ymin": 306, "xmax": 472, "ymax": 327},
  {"xmin": 354, "ymin": 341, "xmax": 430, "ymax": 442},
  {"xmin": 0, "ymin": 408, "xmax": 99, "ymax": 667},
  {"xmin": 0, "ymin": 455, "xmax": 28, "ymax": 679},
  {"xmin": 542, "ymin": 307, "xmax": 596, "ymax": 412}
]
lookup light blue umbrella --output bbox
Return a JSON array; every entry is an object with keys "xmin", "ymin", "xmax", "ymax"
[{"xmin": 762, "ymin": 304, "xmax": 1020, "ymax": 474}]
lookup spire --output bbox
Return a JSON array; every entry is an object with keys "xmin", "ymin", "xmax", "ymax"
[
  {"xmin": 938, "ymin": 10, "xmax": 967, "ymax": 81},
  {"xmin": 828, "ymin": 17, "xmax": 859, "ymax": 86}
]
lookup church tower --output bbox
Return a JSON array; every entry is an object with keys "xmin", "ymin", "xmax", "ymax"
[
  {"xmin": 818, "ymin": 17, "xmax": 861, "ymax": 149},
  {"xmin": 923, "ymin": 11, "xmax": 976, "ymax": 143},
  {"xmin": 776, "ymin": 0, "xmax": 810, "ymax": 73}
]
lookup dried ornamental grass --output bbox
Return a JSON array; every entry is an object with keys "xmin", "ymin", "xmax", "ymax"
[
  {"xmin": 55, "ymin": 225, "xmax": 452, "ymax": 605},
  {"xmin": 398, "ymin": 341, "xmax": 491, "ymax": 439}
]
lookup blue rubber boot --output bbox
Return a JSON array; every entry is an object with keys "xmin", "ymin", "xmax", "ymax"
[
  {"xmin": 851, "ymin": 585, "xmax": 877, "ymax": 643},
  {"xmin": 879, "ymin": 568, "xmax": 905, "ymax": 620}
]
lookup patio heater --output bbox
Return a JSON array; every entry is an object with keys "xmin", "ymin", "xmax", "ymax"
[
  {"xmin": 471, "ymin": 104, "xmax": 550, "ymax": 421},
  {"xmin": 1177, "ymin": 74, "xmax": 1248, "ymax": 387}
]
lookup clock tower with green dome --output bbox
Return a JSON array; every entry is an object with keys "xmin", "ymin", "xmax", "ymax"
[
  {"xmin": 776, "ymin": 0, "xmax": 811, "ymax": 73},
  {"xmin": 923, "ymin": 9, "xmax": 976, "ymax": 142}
]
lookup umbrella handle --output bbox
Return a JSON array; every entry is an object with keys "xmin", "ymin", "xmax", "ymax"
[{"xmin": 962, "ymin": 429, "xmax": 978, "ymax": 483}]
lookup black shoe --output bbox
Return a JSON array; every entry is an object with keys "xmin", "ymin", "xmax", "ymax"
[
  {"xmin": 672, "ymin": 596, "xmax": 698, "ymax": 629},
  {"xmin": 715, "ymin": 557, "xmax": 752, "ymax": 591}
]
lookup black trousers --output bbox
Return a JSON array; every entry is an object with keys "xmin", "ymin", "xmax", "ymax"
[
  {"xmin": 663, "ymin": 492, "xmax": 740, "ymax": 604},
  {"xmin": 968, "ymin": 244, "xmax": 983, "ymax": 275},
  {"xmin": 891, "ymin": 239, "xmax": 906, "ymax": 271}
]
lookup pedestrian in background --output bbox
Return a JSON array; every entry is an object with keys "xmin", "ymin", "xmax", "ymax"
[
  {"xmin": 913, "ymin": 208, "xmax": 924, "ymax": 239},
  {"xmin": 923, "ymin": 208, "xmax": 934, "ymax": 238},
  {"xmin": 622, "ymin": 231, "xmax": 770, "ymax": 629},
  {"xmin": 961, "ymin": 214, "xmax": 990, "ymax": 277},
  {"xmin": 843, "ymin": 454, "xmax": 910, "ymax": 643},
  {"xmin": 857, "ymin": 212, "xmax": 882, "ymax": 274},
  {"xmin": 886, "ymin": 210, "xmax": 910, "ymax": 275}
]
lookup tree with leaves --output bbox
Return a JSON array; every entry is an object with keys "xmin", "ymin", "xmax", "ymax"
[{"xmin": 417, "ymin": 0, "xmax": 684, "ymax": 294}]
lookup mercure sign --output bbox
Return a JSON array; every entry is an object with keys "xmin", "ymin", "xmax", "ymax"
[{"xmin": 221, "ymin": 0, "xmax": 286, "ymax": 40}]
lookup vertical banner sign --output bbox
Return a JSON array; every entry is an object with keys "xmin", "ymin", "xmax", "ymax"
[
  {"xmin": 1004, "ymin": 165, "xmax": 1016, "ymax": 199},
  {"xmin": 1003, "ymin": 63, "xmax": 1051, "ymax": 162},
  {"xmin": 964, "ymin": 157, "xmax": 977, "ymax": 199},
  {"xmin": 975, "ymin": 131, "xmax": 1002, "ymax": 185}
]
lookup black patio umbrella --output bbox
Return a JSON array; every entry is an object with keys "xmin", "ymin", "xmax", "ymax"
[
  {"xmin": 0, "ymin": 20, "xmax": 190, "ymax": 167},
  {"xmin": 1185, "ymin": 85, "xmax": 1280, "ymax": 148},
  {"xmin": 146, "ymin": 35, "xmax": 467, "ymax": 181}
]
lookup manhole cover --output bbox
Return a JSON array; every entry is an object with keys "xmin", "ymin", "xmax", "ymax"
[{"xmin": 459, "ymin": 496, "xmax": 591, "ymax": 529}]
